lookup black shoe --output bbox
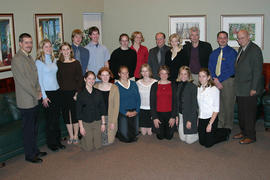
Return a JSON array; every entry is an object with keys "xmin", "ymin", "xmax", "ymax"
[
  {"xmin": 57, "ymin": 144, "xmax": 66, "ymax": 150},
  {"xmin": 26, "ymin": 156, "xmax": 43, "ymax": 164},
  {"xmin": 48, "ymin": 146, "xmax": 59, "ymax": 152},
  {"xmin": 37, "ymin": 151, "xmax": 48, "ymax": 157}
]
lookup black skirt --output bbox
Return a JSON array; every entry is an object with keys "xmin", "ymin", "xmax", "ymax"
[{"xmin": 139, "ymin": 109, "xmax": 153, "ymax": 128}]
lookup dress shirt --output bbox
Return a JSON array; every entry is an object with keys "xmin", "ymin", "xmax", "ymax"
[
  {"xmin": 85, "ymin": 41, "xmax": 110, "ymax": 76},
  {"xmin": 35, "ymin": 54, "xmax": 59, "ymax": 99},
  {"xmin": 208, "ymin": 45, "xmax": 237, "ymax": 82},
  {"xmin": 197, "ymin": 86, "xmax": 219, "ymax": 119}
]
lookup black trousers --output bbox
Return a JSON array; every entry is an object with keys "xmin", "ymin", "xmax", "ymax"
[
  {"xmin": 156, "ymin": 112, "xmax": 175, "ymax": 140},
  {"xmin": 117, "ymin": 113, "xmax": 138, "ymax": 143},
  {"xmin": 237, "ymin": 96, "xmax": 257, "ymax": 140},
  {"xmin": 60, "ymin": 90, "xmax": 77, "ymax": 124},
  {"xmin": 198, "ymin": 117, "xmax": 228, "ymax": 148},
  {"xmin": 19, "ymin": 105, "xmax": 40, "ymax": 160},
  {"xmin": 44, "ymin": 90, "xmax": 61, "ymax": 147}
]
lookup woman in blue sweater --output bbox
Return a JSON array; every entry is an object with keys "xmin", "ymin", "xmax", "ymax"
[
  {"xmin": 35, "ymin": 39, "xmax": 65, "ymax": 152},
  {"xmin": 115, "ymin": 66, "xmax": 141, "ymax": 142}
]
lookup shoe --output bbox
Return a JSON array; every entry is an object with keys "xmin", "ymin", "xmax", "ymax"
[
  {"xmin": 26, "ymin": 156, "xmax": 43, "ymax": 164},
  {"xmin": 57, "ymin": 144, "xmax": 66, "ymax": 149},
  {"xmin": 37, "ymin": 151, "xmax": 47, "ymax": 157},
  {"xmin": 73, "ymin": 139, "xmax": 79, "ymax": 144},
  {"xmin": 48, "ymin": 146, "xmax": 59, "ymax": 152},
  {"xmin": 233, "ymin": 133, "xmax": 244, "ymax": 139},
  {"xmin": 265, "ymin": 128, "xmax": 270, "ymax": 132},
  {"xmin": 67, "ymin": 139, "xmax": 73, "ymax": 145},
  {"xmin": 239, "ymin": 138, "xmax": 256, "ymax": 144}
]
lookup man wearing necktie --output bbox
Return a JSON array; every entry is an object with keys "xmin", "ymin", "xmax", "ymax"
[
  {"xmin": 71, "ymin": 29, "xmax": 89, "ymax": 75},
  {"xmin": 148, "ymin": 32, "xmax": 170, "ymax": 79},
  {"xmin": 209, "ymin": 31, "xmax": 237, "ymax": 136},
  {"xmin": 233, "ymin": 30, "xmax": 263, "ymax": 144}
]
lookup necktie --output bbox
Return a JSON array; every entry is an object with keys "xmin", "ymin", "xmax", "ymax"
[
  {"xmin": 157, "ymin": 49, "xmax": 161, "ymax": 64},
  {"xmin": 236, "ymin": 50, "xmax": 244, "ymax": 64},
  {"xmin": 215, "ymin": 49, "xmax": 223, "ymax": 77},
  {"xmin": 75, "ymin": 47, "xmax": 80, "ymax": 61}
]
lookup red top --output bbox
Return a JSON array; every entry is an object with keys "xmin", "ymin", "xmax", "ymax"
[
  {"xmin": 156, "ymin": 83, "xmax": 172, "ymax": 112},
  {"xmin": 130, "ymin": 45, "xmax": 149, "ymax": 78}
]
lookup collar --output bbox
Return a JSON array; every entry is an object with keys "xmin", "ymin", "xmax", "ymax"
[
  {"xmin": 242, "ymin": 41, "xmax": 251, "ymax": 51},
  {"xmin": 89, "ymin": 41, "xmax": 99, "ymax": 47},
  {"xmin": 72, "ymin": 43, "xmax": 80, "ymax": 48},
  {"xmin": 117, "ymin": 80, "xmax": 130, "ymax": 89},
  {"xmin": 20, "ymin": 49, "xmax": 30, "ymax": 56}
]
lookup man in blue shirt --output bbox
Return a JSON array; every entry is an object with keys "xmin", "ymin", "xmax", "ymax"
[
  {"xmin": 71, "ymin": 29, "xmax": 89, "ymax": 75},
  {"xmin": 85, "ymin": 26, "xmax": 110, "ymax": 78},
  {"xmin": 208, "ymin": 31, "xmax": 237, "ymax": 134}
]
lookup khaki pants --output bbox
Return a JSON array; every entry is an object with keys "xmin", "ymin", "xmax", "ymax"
[
  {"xmin": 80, "ymin": 121, "xmax": 101, "ymax": 151},
  {"xmin": 218, "ymin": 78, "xmax": 235, "ymax": 129}
]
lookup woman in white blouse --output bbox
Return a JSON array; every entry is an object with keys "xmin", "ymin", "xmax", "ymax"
[
  {"xmin": 197, "ymin": 68, "xmax": 229, "ymax": 148},
  {"xmin": 136, "ymin": 64, "xmax": 157, "ymax": 135}
]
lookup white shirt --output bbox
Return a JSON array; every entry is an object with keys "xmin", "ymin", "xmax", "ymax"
[
  {"xmin": 136, "ymin": 79, "xmax": 157, "ymax": 110},
  {"xmin": 197, "ymin": 86, "xmax": 220, "ymax": 119}
]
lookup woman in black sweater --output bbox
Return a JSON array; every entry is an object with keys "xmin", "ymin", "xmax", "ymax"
[
  {"xmin": 165, "ymin": 33, "xmax": 187, "ymax": 82},
  {"xmin": 109, "ymin": 33, "xmax": 137, "ymax": 80}
]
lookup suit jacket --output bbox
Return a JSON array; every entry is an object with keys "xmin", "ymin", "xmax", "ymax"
[
  {"xmin": 176, "ymin": 82, "xmax": 198, "ymax": 134},
  {"xmin": 11, "ymin": 49, "xmax": 40, "ymax": 109},
  {"xmin": 182, "ymin": 41, "xmax": 212, "ymax": 69},
  {"xmin": 235, "ymin": 41, "xmax": 264, "ymax": 96},
  {"xmin": 150, "ymin": 82, "xmax": 177, "ymax": 120},
  {"xmin": 148, "ymin": 45, "xmax": 170, "ymax": 79},
  {"xmin": 72, "ymin": 44, "xmax": 89, "ymax": 75}
]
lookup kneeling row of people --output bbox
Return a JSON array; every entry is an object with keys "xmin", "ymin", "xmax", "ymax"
[{"xmin": 76, "ymin": 64, "xmax": 230, "ymax": 150}]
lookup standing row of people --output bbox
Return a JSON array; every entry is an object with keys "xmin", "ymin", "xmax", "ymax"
[{"xmin": 11, "ymin": 26, "xmax": 263, "ymax": 163}]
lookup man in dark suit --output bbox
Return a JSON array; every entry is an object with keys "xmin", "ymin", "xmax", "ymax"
[
  {"xmin": 182, "ymin": 27, "xmax": 212, "ymax": 84},
  {"xmin": 233, "ymin": 30, "xmax": 263, "ymax": 144},
  {"xmin": 148, "ymin": 32, "xmax": 170, "ymax": 79},
  {"xmin": 11, "ymin": 33, "xmax": 47, "ymax": 163},
  {"xmin": 71, "ymin": 29, "xmax": 89, "ymax": 75}
]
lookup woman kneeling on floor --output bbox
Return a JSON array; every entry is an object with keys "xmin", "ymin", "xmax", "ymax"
[{"xmin": 77, "ymin": 71, "xmax": 106, "ymax": 151}]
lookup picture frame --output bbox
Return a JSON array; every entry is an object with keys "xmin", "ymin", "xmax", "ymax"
[
  {"xmin": 220, "ymin": 14, "xmax": 264, "ymax": 49},
  {"xmin": 0, "ymin": 14, "xmax": 16, "ymax": 72},
  {"xmin": 34, "ymin": 13, "xmax": 64, "ymax": 56},
  {"xmin": 169, "ymin": 15, "xmax": 206, "ymax": 45}
]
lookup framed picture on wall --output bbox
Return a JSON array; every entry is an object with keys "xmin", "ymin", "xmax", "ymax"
[
  {"xmin": 0, "ymin": 14, "xmax": 16, "ymax": 72},
  {"xmin": 169, "ymin": 15, "xmax": 206, "ymax": 45},
  {"xmin": 34, "ymin": 13, "xmax": 64, "ymax": 56},
  {"xmin": 221, "ymin": 14, "xmax": 264, "ymax": 49}
]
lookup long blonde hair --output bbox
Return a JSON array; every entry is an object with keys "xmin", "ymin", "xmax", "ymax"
[{"xmin": 36, "ymin": 39, "xmax": 55, "ymax": 62}]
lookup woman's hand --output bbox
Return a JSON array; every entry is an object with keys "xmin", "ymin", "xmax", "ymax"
[
  {"xmin": 206, "ymin": 123, "xmax": 212, "ymax": 133},
  {"xmin": 186, "ymin": 121, "xmax": 192, "ymax": 129},
  {"xmin": 42, "ymin": 98, "xmax": 51, "ymax": 108},
  {"xmin": 101, "ymin": 124, "xmax": 106, "ymax": 132},
  {"xmin": 110, "ymin": 123, "xmax": 115, "ymax": 130},
  {"xmin": 153, "ymin": 119, "xmax": 161, "ymax": 129},
  {"xmin": 73, "ymin": 92, "xmax": 78, "ymax": 101},
  {"xmin": 80, "ymin": 126, "xmax": 86, "ymax": 136},
  {"xmin": 175, "ymin": 116, "xmax": 179, "ymax": 126},
  {"xmin": 168, "ymin": 118, "xmax": 175, "ymax": 128}
]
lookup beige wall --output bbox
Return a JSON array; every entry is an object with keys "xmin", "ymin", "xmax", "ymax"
[
  {"xmin": 0, "ymin": 0, "xmax": 103, "ymax": 55},
  {"xmin": 103, "ymin": 0, "xmax": 270, "ymax": 62}
]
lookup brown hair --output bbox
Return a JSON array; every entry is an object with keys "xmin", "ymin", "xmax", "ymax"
[
  {"xmin": 158, "ymin": 65, "xmax": 170, "ymax": 76},
  {"xmin": 58, "ymin": 42, "xmax": 74, "ymax": 62},
  {"xmin": 140, "ymin": 64, "xmax": 153, "ymax": 78},
  {"xmin": 36, "ymin": 39, "xmax": 55, "ymax": 63},
  {"xmin": 118, "ymin": 65, "xmax": 129, "ymax": 73},
  {"xmin": 97, "ymin": 67, "xmax": 114, "ymax": 80},
  {"xmin": 88, "ymin": 26, "xmax": 100, "ymax": 36},
  {"xmin": 84, "ymin": 71, "xmax": 96, "ymax": 79},
  {"xmin": 71, "ymin": 29, "xmax": 83, "ymax": 41},
  {"xmin": 198, "ymin": 68, "xmax": 215, "ymax": 87},
  {"xmin": 119, "ymin": 33, "xmax": 130, "ymax": 42},
  {"xmin": 176, "ymin": 66, "xmax": 193, "ymax": 82},
  {"xmin": 130, "ymin": 31, "xmax": 145, "ymax": 44}
]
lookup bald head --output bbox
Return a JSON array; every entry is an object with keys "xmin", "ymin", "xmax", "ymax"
[{"xmin": 237, "ymin": 30, "xmax": 250, "ymax": 47}]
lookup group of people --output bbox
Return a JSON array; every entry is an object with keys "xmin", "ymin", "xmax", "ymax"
[{"xmin": 11, "ymin": 25, "xmax": 264, "ymax": 164}]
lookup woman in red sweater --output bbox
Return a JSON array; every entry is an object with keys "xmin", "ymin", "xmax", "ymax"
[
  {"xmin": 150, "ymin": 65, "xmax": 177, "ymax": 140},
  {"xmin": 130, "ymin": 31, "xmax": 149, "ymax": 81}
]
